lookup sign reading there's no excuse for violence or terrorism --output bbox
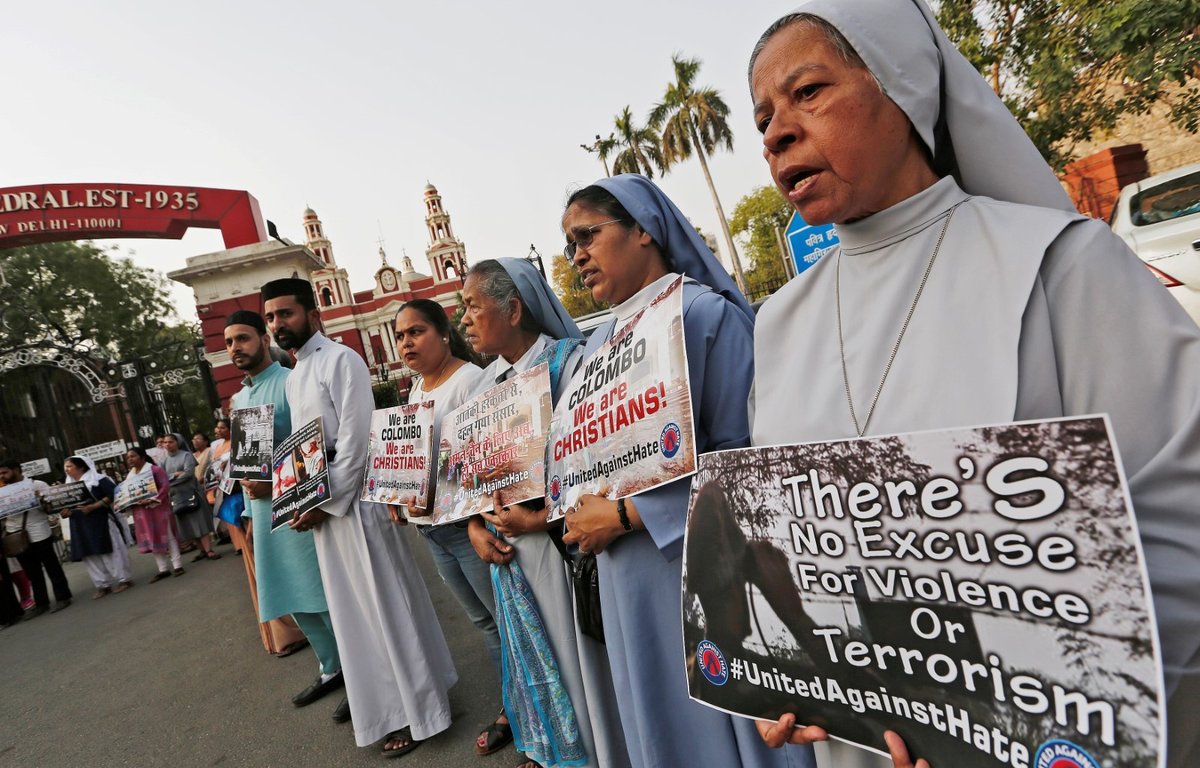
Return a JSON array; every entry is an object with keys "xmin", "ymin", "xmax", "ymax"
[
  {"xmin": 546, "ymin": 275, "xmax": 696, "ymax": 521},
  {"xmin": 682, "ymin": 416, "xmax": 1162, "ymax": 768}
]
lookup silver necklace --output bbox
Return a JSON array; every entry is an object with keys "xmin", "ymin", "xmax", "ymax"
[{"xmin": 836, "ymin": 204, "xmax": 960, "ymax": 438}]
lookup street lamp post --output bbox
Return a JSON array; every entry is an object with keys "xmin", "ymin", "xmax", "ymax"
[
  {"xmin": 374, "ymin": 345, "xmax": 389, "ymax": 383},
  {"xmin": 526, "ymin": 244, "xmax": 546, "ymax": 278}
]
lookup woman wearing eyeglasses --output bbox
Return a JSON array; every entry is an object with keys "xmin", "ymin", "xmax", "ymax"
[{"xmin": 561, "ymin": 174, "xmax": 813, "ymax": 768}]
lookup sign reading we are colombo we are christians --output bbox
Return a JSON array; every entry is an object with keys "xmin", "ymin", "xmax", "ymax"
[{"xmin": 545, "ymin": 275, "xmax": 696, "ymax": 521}]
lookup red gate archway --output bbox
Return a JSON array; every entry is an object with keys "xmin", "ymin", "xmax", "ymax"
[{"xmin": 0, "ymin": 183, "xmax": 267, "ymax": 251}]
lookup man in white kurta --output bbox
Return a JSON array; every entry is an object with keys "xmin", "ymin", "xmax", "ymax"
[{"xmin": 262, "ymin": 280, "xmax": 456, "ymax": 752}]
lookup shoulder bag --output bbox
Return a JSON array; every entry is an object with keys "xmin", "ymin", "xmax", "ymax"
[{"xmin": 2, "ymin": 510, "xmax": 31, "ymax": 557}]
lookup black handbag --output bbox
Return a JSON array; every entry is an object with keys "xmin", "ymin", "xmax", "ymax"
[
  {"xmin": 547, "ymin": 523, "xmax": 606, "ymax": 644},
  {"xmin": 171, "ymin": 489, "xmax": 201, "ymax": 516},
  {"xmin": 570, "ymin": 552, "xmax": 606, "ymax": 644}
]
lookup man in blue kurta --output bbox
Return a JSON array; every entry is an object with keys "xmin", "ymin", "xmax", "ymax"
[{"xmin": 224, "ymin": 310, "xmax": 344, "ymax": 715}]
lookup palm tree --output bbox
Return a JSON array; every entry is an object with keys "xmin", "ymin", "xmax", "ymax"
[
  {"xmin": 610, "ymin": 106, "xmax": 666, "ymax": 178},
  {"xmin": 580, "ymin": 133, "xmax": 618, "ymax": 177},
  {"xmin": 650, "ymin": 55, "xmax": 747, "ymax": 293}
]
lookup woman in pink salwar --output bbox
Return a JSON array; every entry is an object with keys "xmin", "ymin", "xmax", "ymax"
[{"xmin": 124, "ymin": 447, "xmax": 184, "ymax": 582}]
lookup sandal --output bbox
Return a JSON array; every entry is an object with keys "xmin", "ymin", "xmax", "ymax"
[
  {"xmin": 92, "ymin": 587, "xmax": 112, "ymax": 600},
  {"xmin": 476, "ymin": 712, "xmax": 513, "ymax": 755},
  {"xmin": 149, "ymin": 571, "xmax": 171, "ymax": 584},
  {"xmin": 274, "ymin": 638, "xmax": 310, "ymax": 658},
  {"xmin": 381, "ymin": 727, "xmax": 421, "ymax": 758},
  {"xmin": 206, "ymin": 550, "xmax": 222, "ymax": 560}
]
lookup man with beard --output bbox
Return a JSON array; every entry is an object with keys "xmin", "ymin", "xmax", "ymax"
[
  {"xmin": 224, "ymin": 310, "xmax": 344, "ymax": 715},
  {"xmin": 260, "ymin": 280, "xmax": 456, "ymax": 758}
]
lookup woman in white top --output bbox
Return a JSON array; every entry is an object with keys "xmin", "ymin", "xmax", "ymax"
[{"xmin": 389, "ymin": 298, "xmax": 506, "ymax": 755}]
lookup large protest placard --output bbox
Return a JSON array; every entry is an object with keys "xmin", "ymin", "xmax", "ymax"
[
  {"xmin": 545, "ymin": 276, "xmax": 695, "ymax": 521},
  {"xmin": 432, "ymin": 363, "xmax": 551, "ymax": 525},
  {"xmin": 113, "ymin": 471, "xmax": 158, "ymax": 512},
  {"xmin": 270, "ymin": 417, "xmax": 330, "ymax": 531},
  {"xmin": 40, "ymin": 483, "xmax": 91, "ymax": 513},
  {"xmin": 361, "ymin": 401, "xmax": 436, "ymax": 510},
  {"xmin": 229, "ymin": 404, "xmax": 275, "ymax": 480},
  {"xmin": 0, "ymin": 480, "xmax": 42, "ymax": 520},
  {"xmin": 681, "ymin": 416, "xmax": 1162, "ymax": 768}
]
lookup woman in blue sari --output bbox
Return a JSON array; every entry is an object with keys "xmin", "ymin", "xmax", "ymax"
[
  {"xmin": 561, "ymin": 174, "xmax": 814, "ymax": 768},
  {"xmin": 462, "ymin": 258, "xmax": 629, "ymax": 768}
]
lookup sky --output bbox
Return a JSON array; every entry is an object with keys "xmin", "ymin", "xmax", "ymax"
[{"xmin": 3, "ymin": 0, "xmax": 790, "ymax": 321}]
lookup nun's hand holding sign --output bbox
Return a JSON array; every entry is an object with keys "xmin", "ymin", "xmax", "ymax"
[
  {"xmin": 755, "ymin": 716, "xmax": 930, "ymax": 768},
  {"xmin": 479, "ymin": 492, "xmax": 548, "ymax": 538},
  {"xmin": 562, "ymin": 492, "xmax": 640, "ymax": 555}
]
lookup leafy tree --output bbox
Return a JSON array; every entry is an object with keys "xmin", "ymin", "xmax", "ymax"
[
  {"xmin": 936, "ymin": 0, "xmax": 1200, "ymax": 169},
  {"xmin": 372, "ymin": 381, "xmax": 400, "ymax": 409},
  {"xmin": 0, "ymin": 241, "xmax": 177, "ymax": 356},
  {"xmin": 610, "ymin": 106, "xmax": 666, "ymax": 178},
  {"xmin": 449, "ymin": 290, "xmax": 467, "ymax": 332},
  {"xmin": 550, "ymin": 252, "xmax": 606, "ymax": 318},
  {"xmin": 650, "ymin": 54, "xmax": 747, "ymax": 293},
  {"xmin": 729, "ymin": 186, "xmax": 792, "ymax": 299},
  {"xmin": 580, "ymin": 133, "xmax": 617, "ymax": 177}
]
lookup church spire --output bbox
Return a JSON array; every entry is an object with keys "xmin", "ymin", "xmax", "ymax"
[
  {"xmin": 423, "ymin": 183, "xmax": 467, "ymax": 283},
  {"xmin": 303, "ymin": 207, "xmax": 336, "ymax": 267}
]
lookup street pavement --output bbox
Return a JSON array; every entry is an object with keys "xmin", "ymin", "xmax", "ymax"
[{"xmin": 1, "ymin": 526, "xmax": 512, "ymax": 767}]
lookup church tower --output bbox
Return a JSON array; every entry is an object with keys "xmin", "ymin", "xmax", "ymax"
[
  {"xmin": 303, "ymin": 207, "xmax": 353, "ymax": 308},
  {"xmin": 423, "ymin": 183, "xmax": 468, "ymax": 283}
]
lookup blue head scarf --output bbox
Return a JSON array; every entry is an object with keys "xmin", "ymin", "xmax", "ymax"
[
  {"xmin": 495, "ymin": 257, "xmax": 583, "ymax": 340},
  {"xmin": 591, "ymin": 174, "xmax": 755, "ymax": 324}
]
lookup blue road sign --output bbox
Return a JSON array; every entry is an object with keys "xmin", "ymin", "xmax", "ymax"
[{"xmin": 785, "ymin": 211, "xmax": 839, "ymax": 275}]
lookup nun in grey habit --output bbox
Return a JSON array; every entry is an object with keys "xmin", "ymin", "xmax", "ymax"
[{"xmin": 747, "ymin": 2, "xmax": 1200, "ymax": 767}]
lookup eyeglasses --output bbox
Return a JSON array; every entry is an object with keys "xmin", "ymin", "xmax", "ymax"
[{"xmin": 564, "ymin": 219, "xmax": 624, "ymax": 260}]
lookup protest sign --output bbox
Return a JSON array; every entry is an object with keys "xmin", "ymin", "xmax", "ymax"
[
  {"xmin": 0, "ymin": 480, "xmax": 42, "ymax": 519},
  {"xmin": 204, "ymin": 447, "xmax": 236, "ymax": 496},
  {"xmin": 21, "ymin": 458, "xmax": 51, "ymax": 477},
  {"xmin": 270, "ymin": 417, "xmax": 330, "ymax": 531},
  {"xmin": 432, "ymin": 363, "xmax": 551, "ymax": 525},
  {"xmin": 546, "ymin": 276, "xmax": 695, "ymax": 521},
  {"xmin": 361, "ymin": 401, "xmax": 436, "ymax": 510},
  {"xmin": 40, "ymin": 483, "xmax": 91, "ymax": 513},
  {"xmin": 229, "ymin": 404, "xmax": 275, "ymax": 480},
  {"xmin": 681, "ymin": 416, "xmax": 1162, "ymax": 768},
  {"xmin": 113, "ymin": 472, "xmax": 158, "ymax": 512},
  {"xmin": 73, "ymin": 440, "xmax": 129, "ymax": 462}
]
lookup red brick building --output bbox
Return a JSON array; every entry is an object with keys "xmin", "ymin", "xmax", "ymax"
[{"xmin": 169, "ymin": 183, "xmax": 469, "ymax": 405}]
